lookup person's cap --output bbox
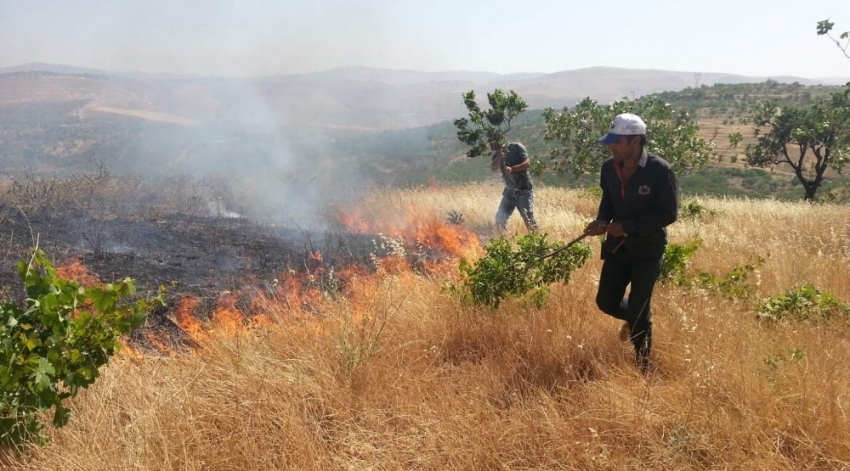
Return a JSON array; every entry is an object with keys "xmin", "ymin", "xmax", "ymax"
[{"xmin": 598, "ymin": 113, "xmax": 646, "ymax": 144}]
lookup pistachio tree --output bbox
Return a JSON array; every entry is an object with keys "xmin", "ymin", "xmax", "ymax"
[
  {"xmin": 745, "ymin": 87, "xmax": 850, "ymax": 200},
  {"xmin": 542, "ymin": 96, "xmax": 718, "ymax": 178}
]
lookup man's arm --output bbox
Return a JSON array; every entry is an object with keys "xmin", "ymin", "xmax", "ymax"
[
  {"xmin": 490, "ymin": 150, "xmax": 504, "ymax": 172},
  {"xmin": 502, "ymin": 142, "xmax": 529, "ymax": 175},
  {"xmin": 503, "ymin": 157, "xmax": 530, "ymax": 175}
]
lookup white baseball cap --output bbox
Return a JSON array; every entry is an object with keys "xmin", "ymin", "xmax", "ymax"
[{"xmin": 598, "ymin": 113, "xmax": 647, "ymax": 144}]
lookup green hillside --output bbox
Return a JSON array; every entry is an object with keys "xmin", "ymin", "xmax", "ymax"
[
  {"xmin": 654, "ymin": 80, "xmax": 842, "ymax": 118},
  {"xmin": 340, "ymin": 81, "xmax": 849, "ymax": 200}
]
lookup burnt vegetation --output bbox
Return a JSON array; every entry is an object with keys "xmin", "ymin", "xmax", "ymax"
[{"xmin": 0, "ymin": 171, "xmax": 448, "ymax": 349}]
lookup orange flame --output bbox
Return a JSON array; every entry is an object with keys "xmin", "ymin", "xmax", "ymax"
[
  {"xmin": 332, "ymin": 210, "xmax": 370, "ymax": 233},
  {"xmin": 333, "ymin": 206, "xmax": 479, "ymax": 259},
  {"xmin": 118, "ymin": 337, "xmax": 145, "ymax": 360},
  {"xmin": 250, "ymin": 314, "xmax": 276, "ymax": 327},
  {"xmin": 211, "ymin": 292, "xmax": 245, "ymax": 334},
  {"xmin": 120, "ymin": 206, "xmax": 483, "ymax": 355},
  {"xmin": 145, "ymin": 332, "xmax": 171, "ymax": 352},
  {"xmin": 374, "ymin": 254, "xmax": 409, "ymax": 275},
  {"xmin": 415, "ymin": 217, "xmax": 479, "ymax": 258},
  {"xmin": 174, "ymin": 295, "xmax": 205, "ymax": 340},
  {"xmin": 56, "ymin": 258, "xmax": 102, "ymax": 287},
  {"xmin": 278, "ymin": 274, "xmax": 326, "ymax": 312}
]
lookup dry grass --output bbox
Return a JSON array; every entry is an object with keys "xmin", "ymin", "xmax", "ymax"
[{"xmin": 3, "ymin": 184, "xmax": 850, "ymax": 470}]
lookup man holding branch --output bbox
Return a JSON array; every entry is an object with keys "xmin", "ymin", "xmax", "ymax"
[
  {"xmin": 490, "ymin": 140, "xmax": 538, "ymax": 233},
  {"xmin": 584, "ymin": 113, "xmax": 679, "ymax": 373}
]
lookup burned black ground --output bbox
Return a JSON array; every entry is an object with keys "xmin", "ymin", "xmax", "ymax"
[{"xmin": 0, "ymin": 178, "xmax": 461, "ymax": 350}]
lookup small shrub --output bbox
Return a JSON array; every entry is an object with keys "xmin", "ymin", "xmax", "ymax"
[
  {"xmin": 763, "ymin": 347, "xmax": 805, "ymax": 375},
  {"xmin": 679, "ymin": 199, "xmax": 717, "ymax": 220},
  {"xmin": 756, "ymin": 284, "xmax": 850, "ymax": 323},
  {"xmin": 337, "ymin": 301, "xmax": 394, "ymax": 379},
  {"xmin": 0, "ymin": 249, "xmax": 159, "ymax": 448},
  {"xmin": 579, "ymin": 186, "xmax": 603, "ymax": 200},
  {"xmin": 694, "ymin": 258, "xmax": 762, "ymax": 300},
  {"xmin": 661, "ymin": 240, "xmax": 761, "ymax": 301},
  {"xmin": 446, "ymin": 210, "xmax": 465, "ymax": 225},
  {"xmin": 661, "ymin": 240, "xmax": 703, "ymax": 284}
]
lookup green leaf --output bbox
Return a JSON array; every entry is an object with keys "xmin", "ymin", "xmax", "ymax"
[{"xmin": 31, "ymin": 358, "xmax": 56, "ymax": 392}]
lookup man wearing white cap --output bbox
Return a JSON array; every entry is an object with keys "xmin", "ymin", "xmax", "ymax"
[{"xmin": 583, "ymin": 113, "xmax": 679, "ymax": 373}]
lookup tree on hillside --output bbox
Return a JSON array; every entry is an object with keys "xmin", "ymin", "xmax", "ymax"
[
  {"xmin": 817, "ymin": 19, "xmax": 850, "ymax": 60},
  {"xmin": 454, "ymin": 89, "xmax": 527, "ymax": 157},
  {"xmin": 542, "ymin": 96, "xmax": 718, "ymax": 178},
  {"xmin": 745, "ymin": 87, "xmax": 850, "ymax": 201}
]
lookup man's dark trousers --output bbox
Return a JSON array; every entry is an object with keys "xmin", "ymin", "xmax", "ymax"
[{"xmin": 595, "ymin": 246, "xmax": 663, "ymax": 365}]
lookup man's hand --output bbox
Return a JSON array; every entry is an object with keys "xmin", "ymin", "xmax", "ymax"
[
  {"xmin": 606, "ymin": 221, "xmax": 627, "ymax": 237},
  {"xmin": 584, "ymin": 220, "xmax": 608, "ymax": 236}
]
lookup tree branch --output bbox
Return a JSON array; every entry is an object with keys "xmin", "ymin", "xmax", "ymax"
[
  {"xmin": 825, "ymin": 32, "xmax": 850, "ymax": 59},
  {"xmin": 794, "ymin": 144, "xmax": 806, "ymax": 175}
]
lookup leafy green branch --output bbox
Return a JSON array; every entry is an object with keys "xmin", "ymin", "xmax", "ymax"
[
  {"xmin": 454, "ymin": 89, "xmax": 528, "ymax": 158},
  {"xmin": 449, "ymin": 233, "xmax": 591, "ymax": 309},
  {"xmin": 817, "ymin": 19, "xmax": 850, "ymax": 61},
  {"xmin": 0, "ymin": 249, "xmax": 162, "ymax": 448}
]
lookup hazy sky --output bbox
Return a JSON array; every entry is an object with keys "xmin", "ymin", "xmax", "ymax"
[{"xmin": 1, "ymin": 0, "xmax": 849, "ymax": 79}]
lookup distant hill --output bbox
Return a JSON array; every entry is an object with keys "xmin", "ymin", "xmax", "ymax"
[
  {"xmin": 0, "ymin": 62, "xmax": 110, "ymax": 76},
  {"xmin": 487, "ymin": 67, "xmax": 848, "ymax": 110},
  {"xmin": 1, "ymin": 62, "xmax": 848, "ymax": 201},
  {"xmin": 289, "ymin": 66, "xmax": 514, "ymax": 86},
  {"xmin": 817, "ymin": 76, "xmax": 850, "ymax": 85},
  {"xmin": 0, "ymin": 62, "xmax": 205, "ymax": 80},
  {"xmin": 2, "ymin": 63, "xmax": 846, "ymax": 131}
]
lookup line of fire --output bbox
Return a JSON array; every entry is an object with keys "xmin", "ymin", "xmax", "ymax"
[{"xmin": 2, "ymin": 200, "xmax": 481, "ymax": 355}]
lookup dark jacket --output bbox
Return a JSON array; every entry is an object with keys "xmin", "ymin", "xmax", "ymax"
[{"xmin": 596, "ymin": 150, "xmax": 679, "ymax": 260}]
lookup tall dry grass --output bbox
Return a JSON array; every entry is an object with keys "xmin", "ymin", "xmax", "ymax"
[{"xmin": 3, "ymin": 183, "xmax": 850, "ymax": 470}]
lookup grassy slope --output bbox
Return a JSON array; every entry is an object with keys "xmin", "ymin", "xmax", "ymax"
[{"xmin": 5, "ymin": 183, "xmax": 849, "ymax": 470}]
